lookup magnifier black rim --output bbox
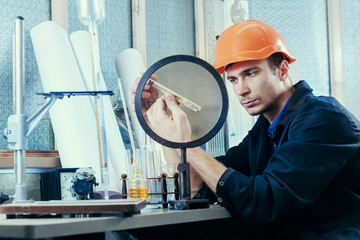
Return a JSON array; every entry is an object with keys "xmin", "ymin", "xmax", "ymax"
[{"xmin": 135, "ymin": 54, "xmax": 228, "ymax": 149}]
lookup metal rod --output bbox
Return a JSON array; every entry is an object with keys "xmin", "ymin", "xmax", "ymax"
[
  {"xmin": 13, "ymin": 16, "xmax": 28, "ymax": 202},
  {"xmin": 27, "ymin": 96, "xmax": 58, "ymax": 136},
  {"xmin": 118, "ymin": 78, "xmax": 136, "ymax": 154},
  {"xmin": 13, "ymin": 17, "xmax": 25, "ymax": 115},
  {"xmin": 178, "ymin": 148, "xmax": 191, "ymax": 200}
]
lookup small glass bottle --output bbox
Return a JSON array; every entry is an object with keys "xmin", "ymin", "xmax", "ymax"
[{"xmin": 128, "ymin": 165, "xmax": 148, "ymax": 200}]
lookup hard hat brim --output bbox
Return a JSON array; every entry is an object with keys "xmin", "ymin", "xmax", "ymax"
[{"xmin": 215, "ymin": 47, "xmax": 296, "ymax": 75}]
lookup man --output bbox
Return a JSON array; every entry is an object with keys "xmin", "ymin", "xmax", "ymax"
[{"xmin": 129, "ymin": 20, "xmax": 360, "ymax": 239}]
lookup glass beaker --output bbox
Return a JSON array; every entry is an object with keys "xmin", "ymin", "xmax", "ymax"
[{"xmin": 128, "ymin": 149, "xmax": 148, "ymax": 200}]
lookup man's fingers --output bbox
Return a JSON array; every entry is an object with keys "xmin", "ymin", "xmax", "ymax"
[
  {"xmin": 164, "ymin": 93, "xmax": 187, "ymax": 121},
  {"xmin": 150, "ymin": 74, "xmax": 157, "ymax": 81},
  {"xmin": 164, "ymin": 93, "xmax": 177, "ymax": 109},
  {"xmin": 147, "ymin": 96, "xmax": 166, "ymax": 125}
]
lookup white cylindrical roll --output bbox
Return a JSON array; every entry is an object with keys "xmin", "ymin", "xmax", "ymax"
[
  {"xmin": 69, "ymin": 30, "xmax": 127, "ymax": 184},
  {"xmin": 30, "ymin": 21, "xmax": 120, "ymax": 192},
  {"xmin": 115, "ymin": 49, "xmax": 146, "ymax": 149}
]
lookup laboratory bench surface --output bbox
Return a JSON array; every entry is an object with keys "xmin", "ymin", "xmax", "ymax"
[{"xmin": 0, "ymin": 204, "xmax": 232, "ymax": 239}]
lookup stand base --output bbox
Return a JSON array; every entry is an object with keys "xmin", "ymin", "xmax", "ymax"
[{"xmin": 169, "ymin": 199, "xmax": 209, "ymax": 210}]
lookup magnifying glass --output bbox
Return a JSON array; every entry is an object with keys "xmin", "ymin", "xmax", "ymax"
[{"xmin": 135, "ymin": 55, "xmax": 228, "ymax": 209}]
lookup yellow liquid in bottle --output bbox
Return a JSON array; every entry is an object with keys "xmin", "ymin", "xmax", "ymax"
[{"xmin": 129, "ymin": 187, "xmax": 148, "ymax": 200}]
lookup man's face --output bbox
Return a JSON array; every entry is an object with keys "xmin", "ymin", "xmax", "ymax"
[{"xmin": 226, "ymin": 59, "xmax": 284, "ymax": 121}]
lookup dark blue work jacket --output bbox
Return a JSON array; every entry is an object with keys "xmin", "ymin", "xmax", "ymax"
[{"xmin": 204, "ymin": 81, "xmax": 360, "ymax": 239}]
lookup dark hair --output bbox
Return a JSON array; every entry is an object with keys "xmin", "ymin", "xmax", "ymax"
[{"xmin": 267, "ymin": 52, "xmax": 286, "ymax": 74}]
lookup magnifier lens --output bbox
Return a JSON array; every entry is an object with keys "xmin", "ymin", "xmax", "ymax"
[{"xmin": 135, "ymin": 55, "xmax": 228, "ymax": 149}]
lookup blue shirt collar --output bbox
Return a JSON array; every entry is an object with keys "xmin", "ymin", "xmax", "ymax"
[{"xmin": 267, "ymin": 96, "xmax": 292, "ymax": 136}]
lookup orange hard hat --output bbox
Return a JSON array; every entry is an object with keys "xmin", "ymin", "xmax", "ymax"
[{"xmin": 214, "ymin": 20, "xmax": 296, "ymax": 74}]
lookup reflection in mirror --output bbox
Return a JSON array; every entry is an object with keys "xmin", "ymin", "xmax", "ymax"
[{"xmin": 141, "ymin": 61, "xmax": 223, "ymax": 143}]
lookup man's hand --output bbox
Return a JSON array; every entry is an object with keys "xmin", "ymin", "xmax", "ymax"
[
  {"xmin": 147, "ymin": 93, "xmax": 192, "ymax": 142},
  {"xmin": 128, "ymin": 74, "xmax": 159, "ymax": 119}
]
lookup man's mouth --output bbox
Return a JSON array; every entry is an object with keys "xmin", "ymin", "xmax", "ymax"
[{"xmin": 241, "ymin": 99, "xmax": 256, "ymax": 108}]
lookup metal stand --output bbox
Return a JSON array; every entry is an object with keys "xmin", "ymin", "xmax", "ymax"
[
  {"xmin": 7, "ymin": 16, "xmax": 27, "ymax": 203},
  {"xmin": 171, "ymin": 148, "xmax": 209, "ymax": 210},
  {"xmin": 4, "ymin": 91, "xmax": 113, "ymax": 202},
  {"xmin": 178, "ymin": 148, "xmax": 190, "ymax": 200},
  {"xmin": 4, "ymin": 16, "xmax": 115, "ymax": 204}
]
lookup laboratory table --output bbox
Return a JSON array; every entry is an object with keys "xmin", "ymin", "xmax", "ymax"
[{"xmin": 0, "ymin": 205, "xmax": 232, "ymax": 239}]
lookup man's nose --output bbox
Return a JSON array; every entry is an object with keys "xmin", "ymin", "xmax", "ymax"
[{"xmin": 234, "ymin": 81, "xmax": 250, "ymax": 96}]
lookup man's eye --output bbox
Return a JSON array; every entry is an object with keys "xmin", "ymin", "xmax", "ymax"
[
  {"xmin": 229, "ymin": 78, "xmax": 237, "ymax": 84},
  {"xmin": 247, "ymin": 71, "xmax": 258, "ymax": 77}
]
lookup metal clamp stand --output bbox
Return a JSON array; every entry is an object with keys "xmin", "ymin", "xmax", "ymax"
[
  {"xmin": 4, "ymin": 93, "xmax": 58, "ymax": 202},
  {"xmin": 4, "ymin": 91, "xmax": 113, "ymax": 203},
  {"xmin": 3, "ymin": 16, "xmax": 28, "ymax": 203},
  {"xmin": 3, "ymin": 17, "xmax": 113, "ymax": 203}
]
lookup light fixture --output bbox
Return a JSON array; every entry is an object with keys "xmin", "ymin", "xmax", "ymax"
[{"xmin": 231, "ymin": 0, "xmax": 248, "ymax": 24}]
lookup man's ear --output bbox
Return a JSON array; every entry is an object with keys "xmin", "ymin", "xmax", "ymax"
[{"xmin": 279, "ymin": 60, "xmax": 289, "ymax": 81}]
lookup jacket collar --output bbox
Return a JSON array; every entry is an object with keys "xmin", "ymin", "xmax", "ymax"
[{"xmin": 277, "ymin": 80, "xmax": 313, "ymax": 127}]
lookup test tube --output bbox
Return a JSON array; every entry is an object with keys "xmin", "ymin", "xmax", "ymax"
[{"xmin": 148, "ymin": 79, "xmax": 201, "ymax": 112}]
